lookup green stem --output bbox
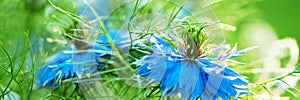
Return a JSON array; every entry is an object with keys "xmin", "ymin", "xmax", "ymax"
[
  {"xmin": 127, "ymin": 0, "xmax": 139, "ymax": 51},
  {"xmin": 167, "ymin": 0, "xmax": 188, "ymax": 27},
  {"xmin": 0, "ymin": 46, "xmax": 14, "ymax": 97},
  {"xmin": 250, "ymin": 63, "xmax": 300, "ymax": 88}
]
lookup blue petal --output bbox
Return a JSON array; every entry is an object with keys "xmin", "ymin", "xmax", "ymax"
[
  {"xmin": 136, "ymin": 63, "xmax": 150, "ymax": 77},
  {"xmin": 197, "ymin": 60, "xmax": 248, "ymax": 99},
  {"xmin": 136, "ymin": 54, "xmax": 167, "ymax": 82},
  {"xmin": 201, "ymin": 73, "xmax": 223, "ymax": 100},
  {"xmin": 54, "ymin": 60, "xmax": 74, "ymax": 81},
  {"xmin": 190, "ymin": 64, "xmax": 206, "ymax": 100},
  {"xmin": 35, "ymin": 66, "xmax": 57, "ymax": 88},
  {"xmin": 149, "ymin": 35, "xmax": 176, "ymax": 55},
  {"xmin": 177, "ymin": 60, "xmax": 199, "ymax": 99},
  {"xmin": 160, "ymin": 60, "xmax": 180, "ymax": 96},
  {"xmin": 72, "ymin": 50, "xmax": 98, "ymax": 78},
  {"xmin": 215, "ymin": 92, "xmax": 228, "ymax": 100},
  {"xmin": 199, "ymin": 60, "xmax": 248, "ymax": 85},
  {"xmin": 211, "ymin": 76, "xmax": 236, "ymax": 98},
  {"xmin": 35, "ymin": 60, "xmax": 74, "ymax": 88},
  {"xmin": 35, "ymin": 47, "xmax": 76, "ymax": 88},
  {"xmin": 136, "ymin": 56, "xmax": 153, "ymax": 77},
  {"xmin": 46, "ymin": 46, "xmax": 73, "ymax": 65}
]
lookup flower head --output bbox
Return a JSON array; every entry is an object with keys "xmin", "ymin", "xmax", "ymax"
[
  {"xmin": 35, "ymin": 45, "xmax": 100, "ymax": 88},
  {"xmin": 136, "ymin": 26, "xmax": 255, "ymax": 99},
  {"xmin": 35, "ymin": 30, "xmax": 129, "ymax": 88}
]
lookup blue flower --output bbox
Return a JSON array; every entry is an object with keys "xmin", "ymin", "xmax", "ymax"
[
  {"xmin": 35, "ymin": 30, "xmax": 129, "ymax": 88},
  {"xmin": 35, "ymin": 45, "xmax": 100, "ymax": 88},
  {"xmin": 136, "ymin": 35, "xmax": 255, "ymax": 100}
]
